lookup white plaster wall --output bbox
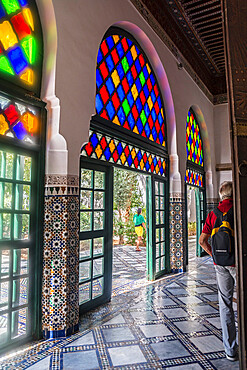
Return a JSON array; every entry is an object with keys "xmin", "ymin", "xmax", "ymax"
[{"xmin": 52, "ymin": 0, "xmax": 217, "ymax": 194}]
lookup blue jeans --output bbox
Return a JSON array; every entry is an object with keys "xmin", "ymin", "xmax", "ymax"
[{"xmin": 214, "ymin": 265, "xmax": 237, "ymax": 356}]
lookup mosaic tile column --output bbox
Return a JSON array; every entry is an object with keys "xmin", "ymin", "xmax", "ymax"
[
  {"xmin": 169, "ymin": 194, "xmax": 185, "ymax": 273},
  {"xmin": 42, "ymin": 175, "xmax": 79, "ymax": 339}
]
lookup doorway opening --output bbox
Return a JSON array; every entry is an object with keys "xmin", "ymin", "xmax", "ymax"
[{"xmin": 112, "ymin": 167, "xmax": 149, "ymax": 297}]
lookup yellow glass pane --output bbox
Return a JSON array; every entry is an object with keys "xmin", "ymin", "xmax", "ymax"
[
  {"xmin": 111, "ymin": 70, "xmax": 120, "ymax": 88},
  {"xmin": 0, "ymin": 21, "xmax": 18, "ymax": 50},
  {"xmin": 146, "ymin": 63, "xmax": 151, "ymax": 74},
  {"xmin": 95, "ymin": 145, "xmax": 103, "ymax": 159},
  {"xmin": 21, "ymin": 112, "xmax": 38, "ymax": 133},
  {"xmin": 140, "ymin": 159, "xmax": 144, "ymax": 170},
  {"xmin": 113, "ymin": 116, "xmax": 120, "ymax": 126},
  {"xmin": 147, "ymin": 96, "xmax": 153, "ymax": 111},
  {"xmin": 130, "ymin": 45, "xmax": 137, "ymax": 61},
  {"xmin": 120, "ymin": 152, "xmax": 126, "ymax": 164},
  {"xmin": 149, "ymin": 134, "xmax": 154, "ymax": 141},
  {"xmin": 23, "ymin": 8, "xmax": 34, "ymax": 31},
  {"xmin": 113, "ymin": 35, "xmax": 119, "ymax": 44},
  {"xmin": 131, "ymin": 148, "xmax": 136, "ymax": 159},
  {"xmin": 131, "ymin": 84, "xmax": 138, "ymax": 101},
  {"xmin": 161, "ymin": 108, "xmax": 164, "ymax": 119},
  {"xmin": 148, "ymin": 155, "xmax": 153, "ymax": 165},
  {"xmin": 133, "ymin": 126, "xmax": 139, "ymax": 134},
  {"xmin": 109, "ymin": 139, "xmax": 115, "ymax": 153},
  {"xmin": 20, "ymin": 68, "xmax": 34, "ymax": 85},
  {"xmin": 155, "ymin": 165, "xmax": 159, "ymax": 174},
  {"xmin": 0, "ymin": 114, "xmax": 9, "ymax": 135}
]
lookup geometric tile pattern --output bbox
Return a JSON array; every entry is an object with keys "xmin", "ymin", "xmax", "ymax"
[
  {"xmin": 81, "ymin": 130, "xmax": 167, "ymax": 176},
  {"xmin": 96, "ymin": 31, "xmax": 166, "ymax": 147},
  {"xmin": 42, "ymin": 176, "xmax": 79, "ymax": 338},
  {"xmin": 0, "ymin": 0, "xmax": 39, "ymax": 87},
  {"xmin": 0, "ymin": 256, "xmax": 239, "ymax": 369},
  {"xmin": 169, "ymin": 195, "xmax": 185, "ymax": 272},
  {"xmin": 186, "ymin": 109, "xmax": 203, "ymax": 166},
  {"xmin": 185, "ymin": 168, "xmax": 203, "ymax": 187}
]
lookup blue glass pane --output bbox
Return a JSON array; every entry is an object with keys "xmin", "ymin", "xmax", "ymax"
[
  {"xmin": 143, "ymin": 85, "xmax": 149, "ymax": 99},
  {"xmin": 127, "ymin": 112, "xmax": 135, "ymax": 130},
  {"xmin": 91, "ymin": 133, "xmax": 98, "ymax": 148},
  {"xmin": 13, "ymin": 122, "xmax": 27, "ymax": 140},
  {"xmin": 96, "ymin": 69, "xmax": 103, "ymax": 88},
  {"xmin": 8, "ymin": 47, "xmax": 28, "ymax": 74},
  {"xmin": 145, "ymin": 162, "xmax": 150, "ymax": 171},
  {"xmin": 143, "ymin": 65, "xmax": 148, "ymax": 79},
  {"xmin": 127, "ymin": 91, "xmax": 134, "ymax": 108},
  {"xmin": 116, "ymin": 64, "xmax": 124, "ymax": 80},
  {"xmin": 104, "ymin": 147, "xmax": 111, "ymax": 161},
  {"xmin": 135, "ymin": 59, "xmax": 141, "ymax": 73},
  {"xmin": 135, "ymin": 78, "xmax": 142, "ymax": 93},
  {"xmin": 117, "ymin": 107, "xmax": 125, "ymax": 124},
  {"xmin": 159, "ymin": 132, "xmax": 163, "ymax": 144},
  {"xmin": 19, "ymin": 0, "xmax": 28, "ymax": 5},
  {"xmin": 126, "ymin": 51, "xmax": 133, "ymax": 66},
  {"xmin": 137, "ymin": 150, "xmax": 142, "ymax": 161},
  {"xmin": 136, "ymin": 97, "xmax": 142, "ymax": 114},
  {"xmin": 117, "ymin": 142, "xmax": 123, "ymax": 155},
  {"xmin": 151, "ymin": 91, "xmax": 156, "ymax": 103},
  {"xmin": 150, "ymin": 73, "xmax": 155, "ymax": 86},
  {"xmin": 144, "ymin": 124, "xmax": 151, "ymax": 137},
  {"xmin": 126, "ymin": 70, "xmax": 134, "ymax": 86},
  {"xmin": 136, "ymin": 118, "xmax": 143, "ymax": 133},
  {"xmin": 152, "ymin": 127, "xmax": 157, "ymax": 141},
  {"xmin": 97, "ymin": 49, "xmax": 103, "ymax": 64},
  {"xmin": 144, "ymin": 103, "xmax": 150, "ymax": 117},
  {"xmin": 95, "ymin": 94, "xmax": 103, "ymax": 113},
  {"xmin": 0, "ymin": 3, "xmax": 5, "ymax": 18},
  {"xmin": 157, "ymin": 96, "xmax": 162, "ymax": 108},
  {"xmin": 153, "ymin": 157, "xmax": 157, "ymax": 167},
  {"xmin": 158, "ymin": 112, "xmax": 163, "ymax": 125},
  {"xmin": 105, "ymin": 77, "xmax": 114, "ymax": 95},
  {"xmin": 127, "ymin": 155, "xmax": 133, "ymax": 166},
  {"xmin": 117, "ymin": 85, "xmax": 125, "ymax": 102},
  {"xmin": 160, "ymin": 167, "xmax": 164, "ymax": 175},
  {"xmin": 106, "ymin": 101, "xmax": 115, "ymax": 120},
  {"xmin": 151, "ymin": 108, "xmax": 156, "ymax": 122},
  {"xmin": 116, "ymin": 43, "xmax": 124, "ymax": 58},
  {"xmin": 127, "ymin": 38, "xmax": 133, "ymax": 47},
  {"xmin": 107, "ymin": 36, "xmax": 114, "ymax": 50},
  {"xmin": 106, "ymin": 55, "xmax": 114, "ymax": 72}
]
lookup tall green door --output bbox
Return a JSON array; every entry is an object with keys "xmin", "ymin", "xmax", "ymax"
[
  {"xmin": 147, "ymin": 176, "xmax": 169, "ymax": 280},
  {"xmin": 0, "ymin": 147, "xmax": 40, "ymax": 351},
  {"xmin": 195, "ymin": 188, "xmax": 206, "ymax": 257},
  {"xmin": 79, "ymin": 161, "xmax": 113, "ymax": 314}
]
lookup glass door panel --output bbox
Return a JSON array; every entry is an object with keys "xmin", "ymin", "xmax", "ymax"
[
  {"xmin": 79, "ymin": 161, "xmax": 113, "ymax": 314},
  {"xmin": 0, "ymin": 148, "xmax": 36, "ymax": 348}
]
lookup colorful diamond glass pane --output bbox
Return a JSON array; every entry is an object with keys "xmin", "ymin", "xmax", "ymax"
[
  {"xmin": 0, "ymin": 0, "xmax": 39, "ymax": 88},
  {"xmin": 95, "ymin": 32, "xmax": 166, "ymax": 147},
  {"xmin": 82, "ymin": 131, "xmax": 167, "ymax": 177},
  {"xmin": 186, "ymin": 110, "xmax": 204, "ymax": 167},
  {"xmin": 185, "ymin": 168, "xmax": 203, "ymax": 188}
]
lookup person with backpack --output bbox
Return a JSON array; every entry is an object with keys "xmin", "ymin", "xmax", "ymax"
[
  {"xmin": 199, "ymin": 181, "xmax": 238, "ymax": 361},
  {"xmin": 133, "ymin": 208, "xmax": 146, "ymax": 251}
]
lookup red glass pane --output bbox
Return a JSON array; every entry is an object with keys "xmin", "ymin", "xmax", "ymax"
[
  {"xmin": 139, "ymin": 54, "xmax": 145, "ymax": 67},
  {"xmin": 111, "ymin": 49, "xmax": 119, "ymax": 64},
  {"xmin": 100, "ymin": 85, "xmax": 109, "ymax": 104},
  {"xmin": 132, "ymin": 106, "xmax": 138, "ymax": 120},
  {"xmin": 154, "ymin": 84, "xmax": 159, "ymax": 97},
  {"xmin": 85, "ymin": 142, "xmax": 93, "ymax": 156},
  {"xmin": 4, "ymin": 105, "xmax": 19, "ymax": 125},
  {"xmin": 147, "ymin": 78, "xmax": 152, "ymax": 92},
  {"xmin": 123, "ymin": 121, "xmax": 130, "ymax": 130},
  {"xmin": 134, "ymin": 157, "xmax": 139, "ymax": 168},
  {"xmin": 148, "ymin": 116, "xmax": 154, "ymax": 129},
  {"xmin": 99, "ymin": 61, "xmax": 108, "ymax": 79},
  {"xmin": 131, "ymin": 65, "xmax": 137, "ymax": 79},
  {"xmin": 124, "ymin": 145, "xmax": 130, "ymax": 156},
  {"xmin": 101, "ymin": 40, "xmax": 108, "ymax": 56},
  {"xmin": 151, "ymin": 163, "xmax": 154, "ymax": 172},
  {"xmin": 11, "ymin": 13, "xmax": 31, "ymax": 40},
  {"xmin": 101, "ymin": 110, "xmax": 109, "ymax": 120},
  {"xmin": 112, "ymin": 150, "xmax": 119, "ymax": 162},
  {"xmin": 154, "ymin": 101, "xmax": 159, "ymax": 115},
  {"xmin": 139, "ymin": 91, "xmax": 145, "ymax": 105},
  {"xmin": 143, "ymin": 153, "xmax": 147, "ymax": 163},
  {"xmin": 121, "ymin": 37, "xmax": 128, "ymax": 52},
  {"xmin": 122, "ymin": 78, "xmax": 129, "ymax": 94},
  {"xmin": 100, "ymin": 136, "xmax": 107, "ymax": 150},
  {"xmin": 112, "ymin": 92, "xmax": 120, "ymax": 110}
]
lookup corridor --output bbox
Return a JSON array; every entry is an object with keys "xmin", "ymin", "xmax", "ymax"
[{"xmin": 0, "ymin": 251, "xmax": 239, "ymax": 369}]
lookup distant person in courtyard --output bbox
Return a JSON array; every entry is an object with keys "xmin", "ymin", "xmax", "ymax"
[
  {"xmin": 199, "ymin": 181, "xmax": 237, "ymax": 362},
  {"xmin": 133, "ymin": 208, "xmax": 146, "ymax": 251}
]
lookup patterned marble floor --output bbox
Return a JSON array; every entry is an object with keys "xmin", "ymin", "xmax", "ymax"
[{"xmin": 0, "ymin": 241, "xmax": 239, "ymax": 369}]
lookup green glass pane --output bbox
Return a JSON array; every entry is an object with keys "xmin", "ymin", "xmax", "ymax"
[
  {"xmin": 81, "ymin": 169, "xmax": 93, "ymax": 188},
  {"xmin": 13, "ymin": 248, "xmax": 29, "ymax": 276},
  {"xmin": 80, "ymin": 239, "xmax": 91, "ymax": 259},
  {"xmin": 139, "ymin": 71, "xmax": 145, "ymax": 86},
  {"xmin": 95, "ymin": 171, "xmax": 105, "ymax": 189},
  {"xmin": 94, "ymin": 191, "xmax": 104, "ymax": 209},
  {"xmin": 21, "ymin": 36, "xmax": 36, "ymax": 64},
  {"xmin": 80, "ymin": 211, "xmax": 92, "ymax": 232},
  {"xmin": 12, "ymin": 278, "xmax": 28, "ymax": 307},
  {"xmin": 93, "ymin": 257, "xmax": 103, "ymax": 278},
  {"xmin": 14, "ymin": 214, "xmax": 30, "ymax": 240},
  {"xmin": 79, "ymin": 282, "xmax": 91, "ymax": 304},
  {"xmin": 16, "ymin": 155, "xmax": 32, "ymax": 182},
  {"xmin": 0, "ymin": 56, "xmax": 15, "ymax": 75},
  {"xmin": 122, "ymin": 99, "xmax": 130, "ymax": 116},
  {"xmin": 121, "ymin": 57, "xmax": 129, "ymax": 73},
  {"xmin": 11, "ymin": 307, "xmax": 27, "ymax": 339},
  {"xmin": 2, "ymin": 182, "xmax": 12, "ymax": 209},
  {"xmin": 0, "ymin": 281, "xmax": 9, "ymax": 311},
  {"xmin": 140, "ymin": 110, "xmax": 147, "ymax": 125},
  {"xmin": 156, "ymin": 228, "xmax": 160, "ymax": 243},
  {"xmin": 94, "ymin": 211, "xmax": 104, "ymax": 230},
  {"xmin": 93, "ymin": 237, "xmax": 104, "ymax": 256},
  {"xmin": 92, "ymin": 277, "xmax": 103, "ymax": 299},
  {"xmin": 15, "ymin": 184, "xmax": 30, "ymax": 210},
  {"xmin": 80, "ymin": 190, "xmax": 92, "ymax": 210},
  {"xmin": 79, "ymin": 260, "xmax": 91, "ymax": 283},
  {"xmin": 0, "ymin": 249, "xmax": 10, "ymax": 278},
  {"xmin": 0, "ymin": 152, "xmax": 14, "ymax": 179},
  {"xmin": 2, "ymin": 0, "xmax": 20, "ymax": 14},
  {"xmin": 0, "ymin": 213, "xmax": 11, "ymax": 239}
]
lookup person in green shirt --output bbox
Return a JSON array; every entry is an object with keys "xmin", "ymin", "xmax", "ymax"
[{"xmin": 133, "ymin": 208, "xmax": 146, "ymax": 251}]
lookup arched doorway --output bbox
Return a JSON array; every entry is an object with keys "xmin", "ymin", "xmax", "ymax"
[
  {"xmin": 185, "ymin": 108, "xmax": 206, "ymax": 266},
  {"xmin": 79, "ymin": 26, "xmax": 170, "ymax": 313},
  {"xmin": 0, "ymin": 0, "xmax": 46, "ymax": 352}
]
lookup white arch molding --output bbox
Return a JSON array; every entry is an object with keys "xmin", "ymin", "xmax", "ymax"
[{"xmin": 36, "ymin": 0, "xmax": 68, "ymax": 175}]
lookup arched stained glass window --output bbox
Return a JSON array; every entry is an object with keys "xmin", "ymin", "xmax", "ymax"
[
  {"xmin": 95, "ymin": 28, "xmax": 166, "ymax": 148},
  {"xmin": 0, "ymin": 0, "xmax": 42, "ymax": 94},
  {"xmin": 186, "ymin": 109, "xmax": 203, "ymax": 166}
]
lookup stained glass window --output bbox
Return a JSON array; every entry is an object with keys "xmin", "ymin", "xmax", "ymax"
[
  {"xmin": 185, "ymin": 168, "xmax": 203, "ymax": 187},
  {"xmin": 186, "ymin": 110, "xmax": 203, "ymax": 166},
  {"xmin": 95, "ymin": 30, "xmax": 166, "ymax": 147},
  {"xmin": 81, "ymin": 130, "xmax": 167, "ymax": 176},
  {"xmin": 0, "ymin": 0, "xmax": 41, "ymax": 91},
  {"xmin": 0, "ymin": 93, "xmax": 39, "ymax": 143}
]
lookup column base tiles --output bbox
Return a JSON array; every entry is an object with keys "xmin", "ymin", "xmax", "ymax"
[{"xmin": 0, "ymin": 256, "xmax": 239, "ymax": 369}]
